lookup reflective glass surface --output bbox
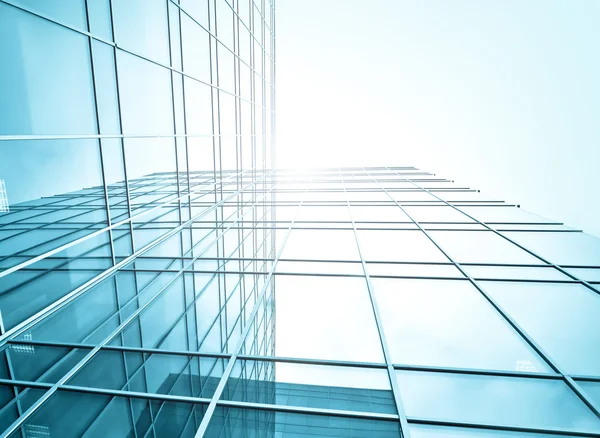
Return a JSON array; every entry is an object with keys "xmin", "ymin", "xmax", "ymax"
[
  {"xmin": 483, "ymin": 281, "xmax": 600, "ymax": 377},
  {"xmin": 410, "ymin": 424, "xmax": 582, "ymax": 438},
  {"xmin": 205, "ymin": 407, "xmax": 401, "ymax": 438},
  {"xmin": 374, "ymin": 279, "xmax": 551, "ymax": 372},
  {"xmin": 0, "ymin": 5, "xmax": 598, "ymax": 431},
  {"xmin": 275, "ymin": 276, "xmax": 385, "ymax": 363},
  {"xmin": 222, "ymin": 359, "xmax": 395, "ymax": 414},
  {"xmin": 397, "ymin": 370, "xmax": 600, "ymax": 431}
]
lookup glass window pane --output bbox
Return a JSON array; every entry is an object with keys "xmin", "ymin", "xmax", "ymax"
[
  {"xmin": 275, "ymin": 260, "xmax": 363, "ymax": 276},
  {"xmin": 460, "ymin": 206, "xmax": 555, "ymax": 224},
  {"xmin": 566, "ymin": 268, "xmax": 600, "ymax": 282},
  {"xmin": 4, "ymin": 344, "xmax": 91, "ymax": 384},
  {"xmin": 463, "ymin": 265, "xmax": 569, "ymax": 281},
  {"xmin": 404, "ymin": 206, "xmax": 474, "ymax": 223},
  {"xmin": 0, "ymin": 140, "xmax": 104, "ymax": 208},
  {"xmin": 358, "ymin": 230, "xmax": 447, "ymax": 262},
  {"xmin": 117, "ymin": 52, "xmax": 173, "ymax": 135},
  {"xmin": 428, "ymin": 231, "xmax": 542, "ymax": 264},
  {"xmin": 483, "ymin": 281, "xmax": 600, "ymax": 377},
  {"xmin": 0, "ymin": 5, "xmax": 96, "ymax": 135},
  {"xmin": 112, "ymin": 0, "xmax": 170, "ymax": 64},
  {"xmin": 13, "ymin": 267, "xmax": 122, "ymax": 342},
  {"xmin": 1, "ymin": 234, "xmax": 113, "ymax": 332},
  {"xmin": 374, "ymin": 279, "xmax": 551, "ymax": 372},
  {"xmin": 180, "ymin": 0, "xmax": 209, "ymax": 28},
  {"xmin": 410, "ymin": 424, "xmax": 582, "ymax": 438},
  {"xmin": 281, "ymin": 230, "xmax": 360, "ymax": 261},
  {"xmin": 397, "ymin": 370, "xmax": 600, "ymax": 431},
  {"xmin": 223, "ymin": 360, "xmax": 395, "ymax": 414},
  {"xmin": 577, "ymin": 380, "xmax": 600, "ymax": 410},
  {"xmin": 505, "ymin": 231, "xmax": 600, "ymax": 266},
  {"xmin": 367, "ymin": 262, "xmax": 462, "ymax": 278},
  {"xmin": 0, "ymin": 386, "xmax": 46, "ymax": 434},
  {"xmin": 10, "ymin": 0, "xmax": 87, "ymax": 30},
  {"xmin": 350, "ymin": 205, "xmax": 410, "ymax": 223},
  {"xmin": 275, "ymin": 276, "xmax": 384, "ymax": 363},
  {"xmin": 6, "ymin": 390, "xmax": 206, "ymax": 438},
  {"xmin": 295, "ymin": 206, "xmax": 351, "ymax": 222},
  {"xmin": 91, "ymin": 41, "xmax": 121, "ymax": 134},
  {"xmin": 181, "ymin": 15, "xmax": 210, "ymax": 82},
  {"xmin": 69, "ymin": 349, "xmax": 225, "ymax": 400},
  {"xmin": 206, "ymin": 407, "xmax": 400, "ymax": 437}
]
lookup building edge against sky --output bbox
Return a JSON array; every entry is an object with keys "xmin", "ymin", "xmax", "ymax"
[{"xmin": 2, "ymin": 0, "xmax": 600, "ymax": 437}]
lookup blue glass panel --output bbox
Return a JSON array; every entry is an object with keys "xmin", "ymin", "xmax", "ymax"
[
  {"xmin": 404, "ymin": 205, "xmax": 474, "ymax": 223},
  {"xmin": 223, "ymin": 359, "xmax": 395, "ymax": 414},
  {"xmin": 91, "ymin": 41, "xmax": 120, "ymax": 134},
  {"xmin": 68, "ymin": 349, "xmax": 127, "ymax": 390},
  {"xmin": 374, "ymin": 278, "xmax": 551, "ymax": 372},
  {"xmin": 410, "ymin": 424, "xmax": 582, "ymax": 437},
  {"xmin": 462, "ymin": 265, "xmax": 568, "ymax": 281},
  {"xmin": 358, "ymin": 230, "xmax": 447, "ymax": 262},
  {"xmin": 87, "ymin": 0, "xmax": 113, "ymax": 40},
  {"xmin": 184, "ymin": 78, "xmax": 214, "ymax": 135},
  {"xmin": 6, "ymin": 391, "xmax": 161, "ymax": 438},
  {"xmin": 0, "ymin": 4, "xmax": 96, "ymax": 135},
  {"xmin": 138, "ymin": 277, "xmax": 185, "ymax": 348},
  {"xmin": 484, "ymin": 281, "xmax": 600, "ymax": 377},
  {"xmin": 195, "ymin": 273, "xmax": 220, "ymax": 346},
  {"xmin": 4, "ymin": 344, "xmax": 89, "ymax": 384},
  {"xmin": 460, "ymin": 206, "xmax": 556, "ymax": 224},
  {"xmin": 112, "ymin": 0, "xmax": 170, "ymax": 64},
  {"xmin": 428, "ymin": 231, "xmax": 542, "ymax": 264},
  {"xmin": 577, "ymin": 380, "xmax": 600, "ymax": 410},
  {"xmin": 116, "ymin": 52, "xmax": 173, "ymax": 135},
  {"xmin": 566, "ymin": 267, "xmax": 600, "ymax": 282},
  {"xmin": 282, "ymin": 230, "xmax": 360, "ymax": 260},
  {"xmin": 10, "ymin": 0, "xmax": 87, "ymax": 31},
  {"xmin": 397, "ymin": 370, "xmax": 600, "ymax": 431},
  {"xmin": 206, "ymin": 407, "xmax": 400, "ymax": 437},
  {"xmin": 1, "ymin": 235, "xmax": 113, "ymax": 332},
  {"xmin": 0, "ymin": 387, "xmax": 46, "ymax": 435},
  {"xmin": 505, "ymin": 231, "xmax": 600, "ymax": 266},
  {"xmin": 215, "ymin": 0, "xmax": 234, "ymax": 50},
  {"xmin": 0, "ymin": 139, "xmax": 104, "ymax": 209},
  {"xmin": 124, "ymin": 138, "xmax": 176, "ymax": 182},
  {"xmin": 181, "ymin": 15, "xmax": 210, "ymax": 82},
  {"xmin": 180, "ymin": 0, "xmax": 209, "ymax": 28}
]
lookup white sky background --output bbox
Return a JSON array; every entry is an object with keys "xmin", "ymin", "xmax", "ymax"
[{"xmin": 275, "ymin": 0, "xmax": 600, "ymax": 237}]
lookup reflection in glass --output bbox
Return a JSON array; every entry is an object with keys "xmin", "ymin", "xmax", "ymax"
[
  {"xmin": 223, "ymin": 360, "xmax": 395, "ymax": 414},
  {"xmin": 206, "ymin": 407, "xmax": 400, "ymax": 438},
  {"xmin": 374, "ymin": 279, "xmax": 551, "ymax": 372},
  {"xmin": 275, "ymin": 276, "xmax": 384, "ymax": 363},
  {"xmin": 410, "ymin": 424, "xmax": 582, "ymax": 438},
  {"xmin": 484, "ymin": 281, "xmax": 600, "ymax": 377},
  {"xmin": 397, "ymin": 370, "xmax": 600, "ymax": 431}
]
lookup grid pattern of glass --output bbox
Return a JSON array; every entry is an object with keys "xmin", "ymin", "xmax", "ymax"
[
  {"xmin": 1, "ymin": 0, "xmax": 277, "ymax": 436},
  {"xmin": 1, "ymin": 163, "xmax": 600, "ymax": 437},
  {"xmin": 2, "ymin": 1, "xmax": 600, "ymax": 436}
]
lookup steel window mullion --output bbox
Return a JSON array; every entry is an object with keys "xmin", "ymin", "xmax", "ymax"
[
  {"xmin": 192, "ymin": 180, "xmax": 311, "ymax": 437},
  {"xmin": 339, "ymin": 169, "xmax": 408, "ymax": 438}
]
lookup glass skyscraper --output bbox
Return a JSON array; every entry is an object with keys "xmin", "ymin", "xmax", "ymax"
[{"xmin": 2, "ymin": 1, "xmax": 600, "ymax": 437}]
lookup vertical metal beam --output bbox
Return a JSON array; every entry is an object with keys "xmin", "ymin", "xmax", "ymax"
[
  {"xmin": 339, "ymin": 170, "xmax": 408, "ymax": 438},
  {"xmin": 193, "ymin": 181, "xmax": 310, "ymax": 437}
]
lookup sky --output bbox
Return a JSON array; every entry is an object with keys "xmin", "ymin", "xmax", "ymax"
[{"xmin": 275, "ymin": 0, "xmax": 600, "ymax": 237}]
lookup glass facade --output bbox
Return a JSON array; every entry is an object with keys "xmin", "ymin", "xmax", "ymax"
[{"xmin": 2, "ymin": 1, "xmax": 600, "ymax": 438}]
